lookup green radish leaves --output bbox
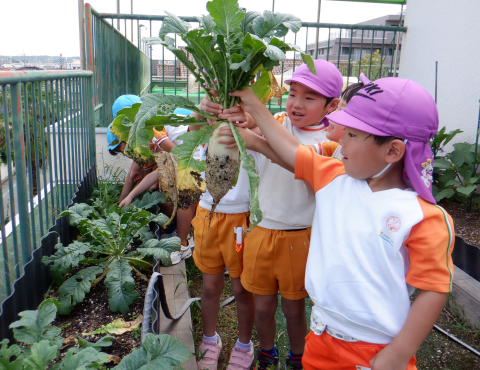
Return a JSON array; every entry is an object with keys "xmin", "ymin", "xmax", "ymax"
[
  {"xmin": 113, "ymin": 334, "xmax": 192, "ymax": 370},
  {"xmin": 9, "ymin": 300, "xmax": 62, "ymax": 346},
  {"xmin": 170, "ymin": 125, "xmax": 216, "ymax": 208},
  {"xmin": 135, "ymin": 0, "xmax": 317, "ymax": 220},
  {"xmin": 228, "ymin": 122, "xmax": 262, "ymax": 231},
  {"xmin": 110, "ymin": 94, "xmax": 210, "ymax": 167}
]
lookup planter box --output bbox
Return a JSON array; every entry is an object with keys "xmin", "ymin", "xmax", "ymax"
[
  {"xmin": 451, "ymin": 236, "xmax": 480, "ymax": 329},
  {"xmin": 0, "ymin": 165, "xmax": 97, "ymax": 341}
]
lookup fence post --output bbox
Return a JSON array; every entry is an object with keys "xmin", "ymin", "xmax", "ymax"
[
  {"xmin": 88, "ymin": 77, "xmax": 97, "ymax": 168},
  {"xmin": 10, "ymin": 83, "xmax": 33, "ymax": 265}
]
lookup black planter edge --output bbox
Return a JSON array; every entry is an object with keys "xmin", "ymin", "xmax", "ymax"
[
  {"xmin": 452, "ymin": 235, "xmax": 480, "ymax": 282},
  {"xmin": 0, "ymin": 165, "xmax": 97, "ymax": 341}
]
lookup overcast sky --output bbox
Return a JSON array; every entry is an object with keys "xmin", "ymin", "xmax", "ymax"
[{"xmin": 1, "ymin": 0, "xmax": 403, "ymax": 58}]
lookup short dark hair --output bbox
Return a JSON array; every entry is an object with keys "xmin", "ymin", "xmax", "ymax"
[
  {"xmin": 366, "ymin": 134, "xmax": 402, "ymax": 146},
  {"xmin": 324, "ymin": 96, "xmax": 334, "ymax": 107},
  {"xmin": 342, "ymin": 82, "xmax": 365, "ymax": 104}
]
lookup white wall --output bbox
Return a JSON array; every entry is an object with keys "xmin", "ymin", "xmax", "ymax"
[{"xmin": 399, "ymin": 0, "xmax": 480, "ymax": 148}]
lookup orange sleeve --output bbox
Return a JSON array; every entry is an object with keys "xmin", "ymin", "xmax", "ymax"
[
  {"xmin": 320, "ymin": 142, "xmax": 340, "ymax": 157},
  {"xmin": 294, "ymin": 145, "xmax": 346, "ymax": 193},
  {"xmin": 405, "ymin": 197, "xmax": 455, "ymax": 293}
]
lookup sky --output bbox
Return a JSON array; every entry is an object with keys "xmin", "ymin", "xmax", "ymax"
[{"xmin": 0, "ymin": 0, "xmax": 404, "ymax": 58}]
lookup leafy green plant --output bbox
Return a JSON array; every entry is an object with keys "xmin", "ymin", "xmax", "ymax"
[
  {"xmin": 430, "ymin": 127, "xmax": 480, "ymax": 206},
  {"xmin": 2, "ymin": 299, "xmax": 190, "ymax": 369},
  {"xmin": 112, "ymin": 333, "xmax": 192, "ymax": 370},
  {"xmin": 43, "ymin": 201, "xmax": 179, "ymax": 314},
  {"xmin": 110, "ymin": 99, "xmax": 208, "ymax": 168},
  {"xmin": 125, "ymin": 0, "xmax": 315, "ymax": 231}
]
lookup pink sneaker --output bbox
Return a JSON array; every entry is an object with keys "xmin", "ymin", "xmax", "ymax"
[
  {"xmin": 197, "ymin": 336, "xmax": 223, "ymax": 370},
  {"xmin": 226, "ymin": 343, "xmax": 254, "ymax": 370}
]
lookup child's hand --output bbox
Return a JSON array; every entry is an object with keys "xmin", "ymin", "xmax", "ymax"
[
  {"xmin": 217, "ymin": 125, "xmax": 258, "ymax": 150},
  {"xmin": 229, "ymin": 87, "xmax": 263, "ymax": 114},
  {"xmin": 369, "ymin": 345, "xmax": 411, "ymax": 370},
  {"xmin": 218, "ymin": 105, "xmax": 246, "ymax": 125},
  {"xmin": 119, "ymin": 195, "xmax": 133, "ymax": 208},
  {"xmin": 198, "ymin": 90, "xmax": 223, "ymax": 116}
]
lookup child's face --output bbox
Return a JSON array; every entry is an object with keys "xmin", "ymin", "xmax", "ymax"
[
  {"xmin": 113, "ymin": 142, "xmax": 126, "ymax": 155},
  {"xmin": 325, "ymin": 121, "xmax": 345, "ymax": 142},
  {"xmin": 338, "ymin": 127, "xmax": 391, "ymax": 180},
  {"xmin": 325, "ymin": 97, "xmax": 348, "ymax": 142},
  {"xmin": 286, "ymin": 82, "xmax": 334, "ymax": 128}
]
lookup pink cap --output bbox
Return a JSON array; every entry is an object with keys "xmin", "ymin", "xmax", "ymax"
[
  {"xmin": 285, "ymin": 60, "xmax": 343, "ymax": 98},
  {"xmin": 327, "ymin": 77, "xmax": 439, "ymax": 203}
]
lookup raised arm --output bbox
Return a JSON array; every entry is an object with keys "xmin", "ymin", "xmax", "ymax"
[{"xmin": 229, "ymin": 88, "xmax": 300, "ymax": 170}]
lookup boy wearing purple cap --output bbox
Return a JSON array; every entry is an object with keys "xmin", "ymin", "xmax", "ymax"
[
  {"xmin": 229, "ymin": 77, "xmax": 454, "ymax": 370},
  {"xmin": 220, "ymin": 60, "xmax": 342, "ymax": 369}
]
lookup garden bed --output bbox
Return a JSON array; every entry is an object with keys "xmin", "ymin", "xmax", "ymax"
[
  {"xmin": 47, "ymin": 269, "xmax": 148, "ymax": 367},
  {"xmin": 441, "ymin": 200, "xmax": 480, "ymax": 248}
]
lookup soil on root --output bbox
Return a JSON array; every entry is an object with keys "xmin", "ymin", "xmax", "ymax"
[
  {"xmin": 46, "ymin": 266, "xmax": 148, "ymax": 368},
  {"xmin": 440, "ymin": 199, "xmax": 480, "ymax": 247}
]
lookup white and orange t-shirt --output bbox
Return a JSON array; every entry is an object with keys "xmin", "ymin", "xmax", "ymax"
[
  {"xmin": 257, "ymin": 112, "xmax": 330, "ymax": 229},
  {"xmin": 295, "ymin": 145, "xmax": 455, "ymax": 344}
]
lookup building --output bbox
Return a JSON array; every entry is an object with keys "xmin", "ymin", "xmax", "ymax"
[
  {"xmin": 306, "ymin": 14, "xmax": 404, "ymax": 66},
  {"xmin": 71, "ymin": 60, "xmax": 81, "ymax": 70},
  {"xmin": 399, "ymin": 0, "xmax": 480, "ymax": 147}
]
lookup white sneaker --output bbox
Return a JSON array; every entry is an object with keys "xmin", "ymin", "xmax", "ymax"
[{"xmin": 170, "ymin": 251, "xmax": 182, "ymax": 265}]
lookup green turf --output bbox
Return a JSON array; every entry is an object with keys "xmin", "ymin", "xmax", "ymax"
[{"xmin": 274, "ymin": 296, "xmax": 313, "ymax": 366}]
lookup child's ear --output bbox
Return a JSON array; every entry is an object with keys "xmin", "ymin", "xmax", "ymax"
[
  {"xmin": 386, "ymin": 139, "xmax": 406, "ymax": 164},
  {"xmin": 327, "ymin": 98, "xmax": 340, "ymax": 113}
]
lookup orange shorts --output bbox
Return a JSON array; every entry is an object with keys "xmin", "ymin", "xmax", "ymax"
[
  {"xmin": 240, "ymin": 226, "xmax": 311, "ymax": 300},
  {"xmin": 192, "ymin": 206, "xmax": 249, "ymax": 278},
  {"xmin": 303, "ymin": 331, "xmax": 417, "ymax": 370}
]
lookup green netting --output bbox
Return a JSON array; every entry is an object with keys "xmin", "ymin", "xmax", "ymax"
[{"xmin": 274, "ymin": 296, "xmax": 313, "ymax": 365}]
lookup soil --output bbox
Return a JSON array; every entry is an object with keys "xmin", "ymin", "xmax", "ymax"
[
  {"xmin": 440, "ymin": 199, "xmax": 480, "ymax": 247},
  {"xmin": 47, "ymin": 265, "xmax": 148, "ymax": 368}
]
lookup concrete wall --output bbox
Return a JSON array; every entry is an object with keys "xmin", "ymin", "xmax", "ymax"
[
  {"xmin": 95, "ymin": 128, "xmax": 133, "ymax": 181},
  {"xmin": 399, "ymin": 0, "xmax": 480, "ymax": 148}
]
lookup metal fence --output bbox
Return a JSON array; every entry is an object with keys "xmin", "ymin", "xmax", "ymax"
[
  {"xmin": 85, "ymin": 4, "xmax": 151, "ymax": 127},
  {"xmin": 0, "ymin": 70, "xmax": 96, "ymax": 303},
  {"xmin": 93, "ymin": 11, "xmax": 406, "ymax": 115}
]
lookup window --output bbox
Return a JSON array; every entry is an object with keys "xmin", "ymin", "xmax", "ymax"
[{"xmin": 341, "ymin": 47, "xmax": 351, "ymax": 55}]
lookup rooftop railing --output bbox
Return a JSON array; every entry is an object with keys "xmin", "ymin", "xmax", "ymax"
[{"xmin": 0, "ymin": 70, "xmax": 96, "ymax": 304}]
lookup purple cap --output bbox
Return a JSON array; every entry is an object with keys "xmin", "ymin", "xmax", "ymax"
[
  {"xmin": 285, "ymin": 60, "xmax": 343, "ymax": 99},
  {"xmin": 327, "ymin": 77, "xmax": 439, "ymax": 204}
]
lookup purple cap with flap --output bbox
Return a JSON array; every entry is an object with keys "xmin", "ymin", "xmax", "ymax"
[
  {"xmin": 327, "ymin": 77, "xmax": 439, "ymax": 204},
  {"xmin": 285, "ymin": 59, "xmax": 343, "ymax": 99}
]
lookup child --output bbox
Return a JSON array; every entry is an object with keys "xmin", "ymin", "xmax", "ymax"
[
  {"xmin": 106, "ymin": 94, "xmax": 167, "ymax": 201},
  {"xmin": 317, "ymin": 73, "xmax": 368, "ymax": 159},
  {"xmin": 118, "ymin": 119, "xmax": 195, "ymax": 257},
  {"xmin": 221, "ymin": 60, "xmax": 342, "ymax": 370},
  {"xmin": 185, "ymin": 94, "xmax": 258, "ymax": 370},
  {"xmin": 229, "ymin": 77, "xmax": 454, "ymax": 370}
]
